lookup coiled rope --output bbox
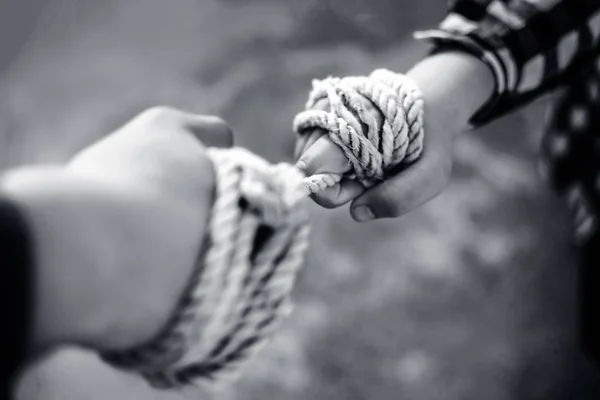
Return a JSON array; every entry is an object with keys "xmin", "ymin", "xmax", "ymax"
[
  {"xmin": 295, "ymin": 69, "xmax": 425, "ymax": 194},
  {"xmin": 101, "ymin": 69, "xmax": 424, "ymax": 390},
  {"xmin": 102, "ymin": 147, "xmax": 310, "ymax": 389}
]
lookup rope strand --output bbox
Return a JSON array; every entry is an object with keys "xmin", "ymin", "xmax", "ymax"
[
  {"xmin": 294, "ymin": 69, "xmax": 425, "ymax": 194},
  {"xmin": 102, "ymin": 147, "xmax": 310, "ymax": 389},
  {"xmin": 101, "ymin": 69, "xmax": 425, "ymax": 391}
]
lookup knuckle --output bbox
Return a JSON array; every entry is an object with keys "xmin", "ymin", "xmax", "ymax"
[
  {"xmin": 189, "ymin": 115, "xmax": 234, "ymax": 148},
  {"xmin": 201, "ymin": 115, "xmax": 229, "ymax": 129},
  {"xmin": 297, "ymin": 153, "xmax": 315, "ymax": 173},
  {"xmin": 380, "ymin": 201, "xmax": 402, "ymax": 218},
  {"xmin": 204, "ymin": 116, "xmax": 234, "ymax": 144},
  {"xmin": 138, "ymin": 106, "xmax": 182, "ymax": 126},
  {"xmin": 371, "ymin": 184, "xmax": 403, "ymax": 218}
]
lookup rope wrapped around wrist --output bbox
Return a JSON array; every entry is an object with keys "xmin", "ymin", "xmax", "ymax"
[
  {"xmin": 100, "ymin": 68, "xmax": 425, "ymax": 391},
  {"xmin": 101, "ymin": 147, "xmax": 310, "ymax": 389},
  {"xmin": 294, "ymin": 69, "xmax": 425, "ymax": 194}
]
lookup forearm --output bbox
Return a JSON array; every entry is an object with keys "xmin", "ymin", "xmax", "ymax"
[
  {"xmin": 415, "ymin": 0, "xmax": 600, "ymax": 127},
  {"xmin": 0, "ymin": 166, "xmax": 205, "ymax": 354},
  {"xmin": 406, "ymin": 51, "xmax": 495, "ymax": 138}
]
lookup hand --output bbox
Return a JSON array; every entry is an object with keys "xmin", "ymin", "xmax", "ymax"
[
  {"xmin": 1, "ymin": 107, "xmax": 233, "ymax": 353},
  {"xmin": 295, "ymin": 52, "xmax": 495, "ymax": 221}
]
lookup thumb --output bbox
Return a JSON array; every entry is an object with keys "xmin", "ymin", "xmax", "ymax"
[
  {"xmin": 349, "ymin": 153, "xmax": 451, "ymax": 221},
  {"xmin": 296, "ymin": 134, "xmax": 350, "ymax": 178},
  {"xmin": 296, "ymin": 134, "xmax": 363, "ymax": 208}
]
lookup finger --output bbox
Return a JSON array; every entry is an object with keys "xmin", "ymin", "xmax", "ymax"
[
  {"xmin": 133, "ymin": 107, "xmax": 233, "ymax": 148},
  {"xmin": 182, "ymin": 115, "xmax": 234, "ymax": 148},
  {"xmin": 350, "ymin": 152, "xmax": 451, "ymax": 222},
  {"xmin": 294, "ymin": 128, "xmax": 327, "ymax": 161},
  {"xmin": 294, "ymin": 96, "xmax": 332, "ymax": 160},
  {"xmin": 296, "ymin": 135, "xmax": 359, "ymax": 208},
  {"xmin": 309, "ymin": 178, "xmax": 365, "ymax": 209},
  {"xmin": 296, "ymin": 135, "xmax": 350, "ymax": 177}
]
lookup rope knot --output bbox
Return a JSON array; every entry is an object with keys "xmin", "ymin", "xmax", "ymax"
[
  {"xmin": 238, "ymin": 153, "xmax": 306, "ymax": 227},
  {"xmin": 239, "ymin": 178, "xmax": 283, "ymax": 227},
  {"xmin": 293, "ymin": 69, "xmax": 425, "ymax": 193}
]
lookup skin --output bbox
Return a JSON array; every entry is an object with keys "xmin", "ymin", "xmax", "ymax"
[
  {"xmin": 1, "ymin": 107, "xmax": 233, "ymax": 356},
  {"xmin": 0, "ymin": 51, "xmax": 495, "ymax": 358},
  {"xmin": 0, "ymin": 0, "xmax": 494, "ymax": 366},
  {"xmin": 0, "ymin": 1, "xmax": 235, "ymax": 359},
  {"xmin": 295, "ymin": 51, "xmax": 496, "ymax": 221}
]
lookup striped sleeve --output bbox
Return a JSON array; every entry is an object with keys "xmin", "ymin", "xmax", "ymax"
[{"xmin": 414, "ymin": 0, "xmax": 600, "ymax": 127}]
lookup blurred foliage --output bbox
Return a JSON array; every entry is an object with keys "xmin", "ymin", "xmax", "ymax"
[{"xmin": 1, "ymin": 0, "xmax": 599, "ymax": 399}]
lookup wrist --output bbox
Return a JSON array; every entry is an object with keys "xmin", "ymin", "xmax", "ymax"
[
  {"xmin": 0, "ymin": 167, "xmax": 203, "ymax": 353},
  {"xmin": 406, "ymin": 51, "xmax": 495, "ymax": 137}
]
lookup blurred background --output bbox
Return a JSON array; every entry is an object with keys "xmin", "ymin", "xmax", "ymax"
[{"xmin": 2, "ymin": 0, "xmax": 600, "ymax": 399}]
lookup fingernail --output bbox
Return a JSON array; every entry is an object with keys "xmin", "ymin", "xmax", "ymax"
[{"xmin": 352, "ymin": 205, "xmax": 374, "ymax": 222}]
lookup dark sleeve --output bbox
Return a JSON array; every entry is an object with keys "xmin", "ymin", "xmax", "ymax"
[
  {"xmin": 581, "ymin": 233, "xmax": 600, "ymax": 367},
  {"xmin": 0, "ymin": 196, "xmax": 33, "ymax": 399},
  {"xmin": 413, "ymin": 0, "xmax": 600, "ymax": 127}
]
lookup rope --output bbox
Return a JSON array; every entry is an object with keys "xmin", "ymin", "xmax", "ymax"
[
  {"xmin": 100, "ymin": 69, "xmax": 425, "ymax": 391},
  {"xmin": 294, "ymin": 69, "xmax": 425, "ymax": 194},
  {"xmin": 101, "ymin": 147, "xmax": 310, "ymax": 389}
]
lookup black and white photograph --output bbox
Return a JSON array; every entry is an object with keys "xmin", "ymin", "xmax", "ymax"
[{"xmin": 1, "ymin": 0, "xmax": 600, "ymax": 399}]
